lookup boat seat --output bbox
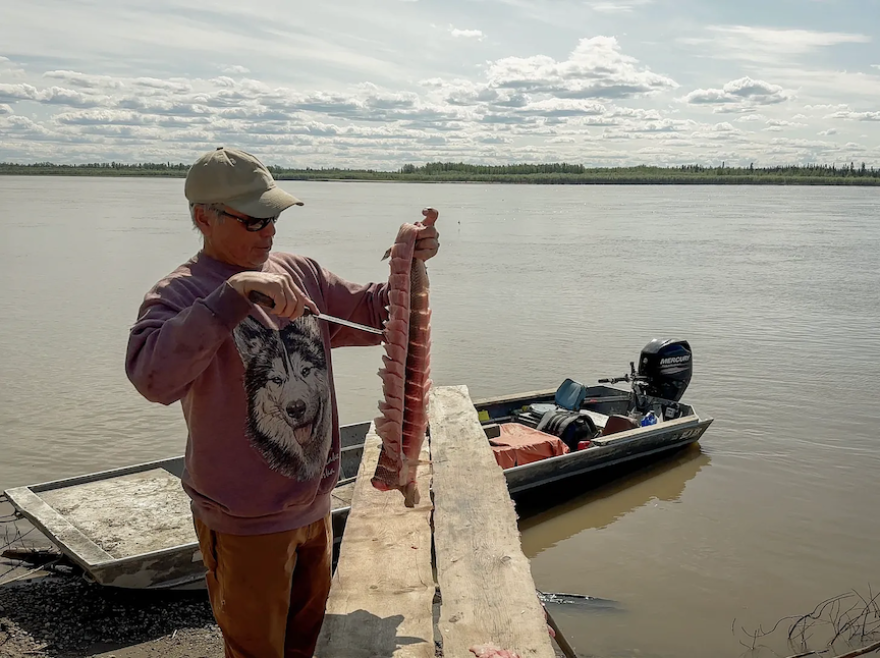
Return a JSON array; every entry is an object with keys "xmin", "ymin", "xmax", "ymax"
[
  {"xmin": 601, "ymin": 414, "xmax": 639, "ymax": 436},
  {"xmin": 528, "ymin": 378, "xmax": 588, "ymax": 417}
]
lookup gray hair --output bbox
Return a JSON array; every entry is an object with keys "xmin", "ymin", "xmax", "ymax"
[{"xmin": 189, "ymin": 202, "xmax": 226, "ymax": 230}]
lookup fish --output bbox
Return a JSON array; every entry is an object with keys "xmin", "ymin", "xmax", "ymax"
[
  {"xmin": 370, "ymin": 208, "xmax": 438, "ymax": 507},
  {"xmin": 469, "ymin": 644, "xmax": 521, "ymax": 658}
]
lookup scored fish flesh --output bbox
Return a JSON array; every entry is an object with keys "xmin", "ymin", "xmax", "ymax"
[
  {"xmin": 371, "ymin": 208, "xmax": 438, "ymax": 506},
  {"xmin": 468, "ymin": 645, "xmax": 521, "ymax": 658}
]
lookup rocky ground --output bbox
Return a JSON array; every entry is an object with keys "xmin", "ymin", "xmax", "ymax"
[
  {"xmin": 0, "ymin": 570, "xmax": 223, "ymax": 658},
  {"xmin": 0, "ymin": 505, "xmax": 222, "ymax": 658}
]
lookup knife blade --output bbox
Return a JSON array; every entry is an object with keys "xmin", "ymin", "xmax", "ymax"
[{"xmin": 247, "ymin": 290, "xmax": 385, "ymax": 335}]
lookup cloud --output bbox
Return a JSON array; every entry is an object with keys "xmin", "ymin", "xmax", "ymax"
[
  {"xmin": 482, "ymin": 36, "xmax": 678, "ymax": 100},
  {"xmin": 708, "ymin": 122, "xmax": 737, "ymax": 132},
  {"xmin": 0, "ymin": 27, "xmax": 878, "ymax": 168},
  {"xmin": 763, "ymin": 118, "xmax": 808, "ymax": 132},
  {"xmin": 711, "ymin": 25, "xmax": 870, "ymax": 52},
  {"xmin": 54, "ymin": 109, "xmax": 148, "ymax": 126},
  {"xmin": 707, "ymin": 106, "xmax": 757, "ymax": 115},
  {"xmin": 818, "ymin": 128, "xmax": 838, "ymax": 136},
  {"xmin": 419, "ymin": 36, "xmax": 676, "ymax": 127},
  {"xmin": 517, "ymin": 98, "xmax": 607, "ymax": 117},
  {"xmin": 824, "ymin": 110, "xmax": 880, "ymax": 121},
  {"xmin": 584, "ymin": 0, "xmax": 653, "ymax": 13},
  {"xmin": 680, "ymin": 26, "xmax": 872, "ymax": 65},
  {"xmin": 449, "ymin": 27, "xmax": 485, "ymax": 40},
  {"xmin": 0, "ymin": 56, "xmax": 27, "ymax": 79},
  {"xmin": 761, "ymin": 67, "xmax": 880, "ymax": 104},
  {"xmin": 0, "ymin": 83, "xmax": 37, "ymax": 103},
  {"xmin": 805, "ymin": 103, "xmax": 849, "ymax": 111},
  {"xmin": 682, "ymin": 77, "xmax": 792, "ymax": 110},
  {"xmin": 0, "ymin": 115, "xmax": 63, "ymax": 141},
  {"xmin": 133, "ymin": 78, "xmax": 193, "ymax": 93},
  {"xmin": 766, "ymin": 119, "xmax": 807, "ymax": 128},
  {"xmin": 0, "ymin": 82, "xmax": 111, "ymax": 108},
  {"xmin": 43, "ymin": 70, "xmax": 124, "ymax": 89},
  {"xmin": 53, "ymin": 109, "xmax": 216, "ymax": 128}
]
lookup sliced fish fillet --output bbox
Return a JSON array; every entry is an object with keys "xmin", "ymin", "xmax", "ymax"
[{"xmin": 371, "ymin": 208, "xmax": 438, "ymax": 505}]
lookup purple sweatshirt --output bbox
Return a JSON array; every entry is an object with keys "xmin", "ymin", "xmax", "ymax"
[{"xmin": 125, "ymin": 250, "xmax": 388, "ymax": 535}]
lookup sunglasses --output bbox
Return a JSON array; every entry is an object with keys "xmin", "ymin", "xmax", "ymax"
[{"xmin": 217, "ymin": 209, "xmax": 279, "ymax": 232}]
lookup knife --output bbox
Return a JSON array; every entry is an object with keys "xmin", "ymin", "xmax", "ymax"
[{"xmin": 247, "ymin": 290, "xmax": 385, "ymax": 335}]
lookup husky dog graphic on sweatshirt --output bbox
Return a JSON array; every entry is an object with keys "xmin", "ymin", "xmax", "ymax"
[
  {"xmin": 126, "ymin": 251, "xmax": 390, "ymax": 535},
  {"xmin": 232, "ymin": 314, "xmax": 332, "ymax": 482}
]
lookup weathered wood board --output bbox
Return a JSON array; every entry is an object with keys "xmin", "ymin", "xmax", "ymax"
[
  {"xmin": 314, "ymin": 424, "xmax": 435, "ymax": 658},
  {"xmin": 430, "ymin": 385, "xmax": 556, "ymax": 658}
]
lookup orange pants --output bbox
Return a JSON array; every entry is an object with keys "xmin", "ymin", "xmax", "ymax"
[{"xmin": 194, "ymin": 514, "xmax": 333, "ymax": 658}]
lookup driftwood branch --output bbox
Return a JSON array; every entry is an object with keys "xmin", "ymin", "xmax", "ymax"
[
  {"xmin": 789, "ymin": 594, "xmax": 855, "ymax": 643},
  {"xmin": 739, "ymin": 588, "xmax": 880, "ymax": 658},
  {"xmin": 830, "ymin": 640, "xmax": 880, "ymax": 658},
  {"xmin": 1, "ymin": 519, "xmax": 35, "ymax": 554},
  {"xmin": 784, "ymin": 640, "xmax": 880, "ymax": 658}
]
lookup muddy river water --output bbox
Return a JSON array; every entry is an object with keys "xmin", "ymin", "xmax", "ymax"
[{"xmin": 1, "ymin": 177, "xmax": 878, "ymax": 658}]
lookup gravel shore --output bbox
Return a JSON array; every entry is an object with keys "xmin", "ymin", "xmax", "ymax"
[
  {"xmin": 0, "ymin": 498, "xmax": 223, "ymax": 658},
  {"xmin": 0, "ymin": 570, "xmax": 222, "ymax": 658}
]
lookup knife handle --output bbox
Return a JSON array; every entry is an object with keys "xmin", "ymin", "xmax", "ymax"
[
  {"xmin": 247, "ymin": 290, "xmax": 275, "ymax": 308},
  {"xmin": 247, "ymin": 290, "xmax": 314, "ymax": 317}
]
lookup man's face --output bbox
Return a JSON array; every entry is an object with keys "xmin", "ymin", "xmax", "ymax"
[{"xmin": 199, "ymin": 205, "xmax": 277, "ymax": 269}]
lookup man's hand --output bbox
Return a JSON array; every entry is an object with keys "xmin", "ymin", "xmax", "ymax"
[
  {"xmin": 414, "ymin": 208, "xmax": 440, "ymax": 262},
  {"xmin": 227, "ymin": 271, "xmax": 319, "ymax": 320}
]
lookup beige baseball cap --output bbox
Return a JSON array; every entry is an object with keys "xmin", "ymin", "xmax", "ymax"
[{"xmin": 184, "ymin": 147, "xmax": 303, "ymax": 218}]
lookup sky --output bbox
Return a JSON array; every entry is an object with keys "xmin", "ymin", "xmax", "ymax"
[{"xmin": 1, "ymin": 0, "xmax": 879, "ymax": 169}]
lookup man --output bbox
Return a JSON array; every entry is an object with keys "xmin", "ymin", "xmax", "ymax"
[{"xmin": 125, "ymin": 146, "xmax": 439, "ymax": 658}]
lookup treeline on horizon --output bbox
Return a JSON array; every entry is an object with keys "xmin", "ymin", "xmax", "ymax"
[{"xmin": 1, "ymin": 160, "xmax": 879, "ymax": 185}]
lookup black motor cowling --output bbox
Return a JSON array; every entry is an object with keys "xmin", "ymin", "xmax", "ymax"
[{"xmin": 637, "ymin": 339, "xmax": 692, "ymax": 402}]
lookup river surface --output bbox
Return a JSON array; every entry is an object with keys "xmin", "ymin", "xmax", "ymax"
[{"xmin": 1, "ymin": 176, "xmax": 878, "ymax": 658}]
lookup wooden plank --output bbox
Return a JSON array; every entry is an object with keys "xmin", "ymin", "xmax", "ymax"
[
  {"xmin": 314, "ymin": 424, "xmax": 435, "ymax": 658},
  {"xmin": 429, "ymin": 385, "xmax": 556, "ymax": 658},
  {"xmin": 4, "ymin": 486, "xmax": 114, "ymax": 569}
]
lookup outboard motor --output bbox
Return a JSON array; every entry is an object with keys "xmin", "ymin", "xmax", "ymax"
[{"xmin": 637, "ymin": 339, "xmax": 692, "ymax": 402}]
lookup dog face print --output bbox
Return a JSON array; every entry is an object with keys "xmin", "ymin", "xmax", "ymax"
[{"xmin": 232, "ymin": 315, "xmax": 332, "ymax": 482}]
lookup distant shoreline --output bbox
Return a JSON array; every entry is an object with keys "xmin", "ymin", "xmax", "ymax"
[{"xmin": 2, "ymin": 163, "xmax": 879, "ymax": 186}]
